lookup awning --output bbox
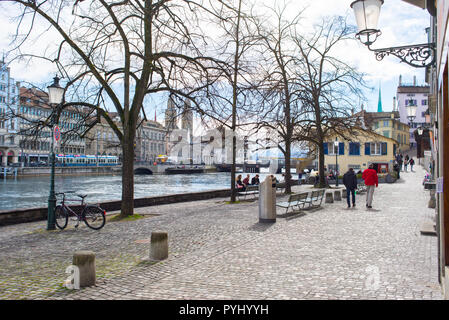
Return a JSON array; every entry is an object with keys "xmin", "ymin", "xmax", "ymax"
[{"xmin": 401, "ymin": 0, "xmax": 425, "ymax": 9}]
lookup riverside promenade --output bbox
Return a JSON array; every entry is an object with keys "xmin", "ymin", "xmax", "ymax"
[{"xmin": 0, "ymin": 165, "xmax": 443, "ymax": 300}]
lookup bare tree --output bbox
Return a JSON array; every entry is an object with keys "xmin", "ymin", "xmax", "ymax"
[
  {"xmin": 3, "ymin": 0, "xmax": 226, "ymax": 217},
  {"xmin": 251, "ymin": 3, "xmax": 304, "ymax": 194},
  {"xmin": 291, "ymin": 16, "xmax": 367, "ymax": 187}
]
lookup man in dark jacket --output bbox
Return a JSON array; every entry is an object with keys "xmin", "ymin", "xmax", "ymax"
[{"xmin": 343, "ymin": 168, "xmax": 358, "ymax": 208}]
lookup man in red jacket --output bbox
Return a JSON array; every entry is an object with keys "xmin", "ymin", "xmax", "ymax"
[{"xmin": 362, "ymin": 164, "xmax": 378, "ymax": 209}]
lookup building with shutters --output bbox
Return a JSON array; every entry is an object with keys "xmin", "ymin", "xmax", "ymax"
[{"xmin": 323, "ymin": 130, "xmax": 397, "ymax": 174}]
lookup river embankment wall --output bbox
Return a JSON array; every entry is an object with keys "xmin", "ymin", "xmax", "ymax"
[{"xmin": 0, "ymin": 188, "xmax": 233, "ymax": 226}]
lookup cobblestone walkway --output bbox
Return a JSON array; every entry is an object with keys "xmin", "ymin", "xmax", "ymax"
[{"xmin": 0, "ymin": 165, "xmax": 443, "ymax": 300}]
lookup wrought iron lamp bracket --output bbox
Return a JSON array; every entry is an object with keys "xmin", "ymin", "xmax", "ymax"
[{"xmin": 367, "ymin": 42, "xmax": 436, "ymax": 68}]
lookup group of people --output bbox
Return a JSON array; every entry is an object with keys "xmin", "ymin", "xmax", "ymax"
[
  {"xmin": 394, "ymin": 153, "xmax": 416, "ymax": 173},
  {"xmin": 343, "ymin": 164, "xmax": 378, "ymax": 209},
  {"xmin": 235, "ymin": 174, "xmax": 260, "ymax": 191}
]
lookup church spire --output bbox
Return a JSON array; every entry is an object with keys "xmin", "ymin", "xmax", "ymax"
[{"xmin": 377, "ymin": 83, "xmax": 383, "ymax": 112}]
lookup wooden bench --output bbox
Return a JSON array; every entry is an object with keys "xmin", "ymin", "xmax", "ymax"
[
  {"xmin": 237, "ymin": 185, "xmax": 259, "ymax": 200},
  {"xmin": 276, "ymin": 192, "xmax": 309, "ymax": 214},
  {"xmin": 304, "ymin": 189, "xmax": 325, "ymax": 208},
  {"xmin": 276, "ymin": 182, "xmax": 286, "ymax": 194}
]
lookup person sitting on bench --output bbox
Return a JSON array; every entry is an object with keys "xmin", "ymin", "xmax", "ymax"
[
  {"xmin": 236, "ymin": 174, "xmax": 246, "ymax": 191},
  {"xmin": 251, "ymin": 174, "xmax": 260, "ymax": 185}
]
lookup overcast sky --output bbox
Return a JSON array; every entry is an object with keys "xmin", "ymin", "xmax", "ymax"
[{"xmin": 0, "ymin": 0, "xmax": 430, "ymax": 119}]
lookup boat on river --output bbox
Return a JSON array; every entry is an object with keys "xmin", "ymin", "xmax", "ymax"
[{"xmin": 165, "ymin": 165, "xmax": 205, "ymax": 174}]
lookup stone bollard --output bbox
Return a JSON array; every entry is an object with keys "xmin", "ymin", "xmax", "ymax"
[
  {"xmin": 73, "ymin": 251, "xmax": 96, "ymax": 288},
  {"xmin": 428, "ymin": 189, "xmax": 436, "ymax": 209},
  {"xmin": 150, "ymin": 231, "xmax": 168, "ymax": 261},
  {"xmin": 334, "ymin": 190, "xmax": 342, "ymax": 201},
  {"xmin": 342, "ymin": 189, "xmax": 347, "ymax": 199},
  {"xmin": 325, "ymin": 192, "xmax": 334, "ymax": 203}
]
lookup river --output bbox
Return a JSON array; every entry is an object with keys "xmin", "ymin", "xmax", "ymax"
[{"xmin": 0, "ymin": 171, "xmax": 285, "ymax": 211}]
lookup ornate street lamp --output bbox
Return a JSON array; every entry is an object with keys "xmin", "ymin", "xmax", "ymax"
[
  {"xmin": 46, "ymin": 76, "xmax": 64, "ymax": 230},
  {"xmin": 350, "ymin": 0, "xmax": 435, "ymax": 68},
  {"xmin": 406, "ymin": 100, "xmax": 417, "ymax": 149}
]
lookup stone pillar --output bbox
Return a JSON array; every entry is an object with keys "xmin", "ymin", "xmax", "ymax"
[
  {"xmin": 73, "ymin": 251, "xmax": 96, "ymax": 287},
  {"xmin": 258, "ymin": 175, "xmax": 277, "ymax": 223},
  {"xmin": 429, "ymin": 189, "xmax": 436, "ymax": 209},
  {"xmin": 325, "ymin": 192, "xmax": 334, "ymax": 203},
  {"xmin": 150, "ymin": 231, "xmax": 168, "ymax": 261},
  {"xmin": 334, "ymin": 190, "xmax": 342, "ymax": 201}
]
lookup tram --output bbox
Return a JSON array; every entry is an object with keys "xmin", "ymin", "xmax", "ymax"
[{"xmin": 55, "ymin": 154, "xmax": 119, "ymax": 167}]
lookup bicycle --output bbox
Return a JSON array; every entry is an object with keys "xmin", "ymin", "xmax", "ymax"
[{"xmin": 55, "ymin": 191, "xmax": 106, "ymax": 230}]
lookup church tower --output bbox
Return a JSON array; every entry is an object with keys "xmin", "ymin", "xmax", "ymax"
[{"xmin": 165, "ymin": 96, "xmax": 178, "ymax": 130}]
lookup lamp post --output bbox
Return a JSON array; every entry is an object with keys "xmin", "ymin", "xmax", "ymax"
[
  {"xmin": 46, "ymin": 76, "xmax": 64, "ymax": 230},
  {"xmin": 406, "ymin": 100, "xmax": 417, "ymax": 149},
  {"xmin": 350, "ymin": 0, "xmax": 435, "ymax": 68},
  {"xmin": 334, "ymin": 139, "xmax": 339, "ymax": 187}
]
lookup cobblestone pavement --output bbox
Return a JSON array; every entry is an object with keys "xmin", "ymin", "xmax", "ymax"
[{"xmin": 0, "ymin": 165, "xmax": 443, "ymax": 300}]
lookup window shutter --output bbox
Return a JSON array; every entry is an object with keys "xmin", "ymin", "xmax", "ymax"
[
  {"xmin": 339, "ymin": 142, "xmax": 344, "ymax": 155},
  {"xmin": 356, "ymin": 143, "xmax": 360, "ymax": 155},
  {"xmin": 382, "ymin": 142, "xmax": 388, "ymax": 155},
  {"xmin": 323, "ymin": 142, "xmax": 328, "ymax": 155},
  {"xmin": 365, "ymin": 142, "xmax": 371, "ymax": 155}
]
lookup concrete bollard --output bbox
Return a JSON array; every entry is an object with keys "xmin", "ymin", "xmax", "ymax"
[
  {"xmin": 150, "ymin": 231, "xmax": 168, "ymax": 261},
  {"xmin": 325, "ymin": 192, "xmax": 334, "ymax": 203},
  {"xmin": 429, "ymin": 189, "xmax": 436, "ymax": 209},
  {"xmin": 342, "ymin": 189, "xmax": 347, "ymax": 199},
  {"xmin": 73, "ymin": 251, "xmax": 96, "ymax": 287},
  {"xmin": 334, "ymin": 190, "xmax": 342, "ymax": 201}
]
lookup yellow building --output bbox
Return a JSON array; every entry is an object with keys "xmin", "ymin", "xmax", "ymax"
[
  {"xmin": 324, "ymin": 129, "xmax": 398, "ymax": 174},
  {"xmin": 356, "ymin": 110, "xmax": 410, "ymax": 153}
]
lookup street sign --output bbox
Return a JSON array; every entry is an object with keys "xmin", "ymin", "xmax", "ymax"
[{"xmin": 54, "ymin": 125, "xmax": 61, "ymax": 142}]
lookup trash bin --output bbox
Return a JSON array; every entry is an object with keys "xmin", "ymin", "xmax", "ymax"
[{"xmin": 259, "ymin": 175, "xmax": 277, "ymax": 223}]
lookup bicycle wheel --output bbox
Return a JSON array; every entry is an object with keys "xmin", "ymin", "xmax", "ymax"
[
  {"xmin": 55, "ymin": 205, "xmax": 68, "ymax": 230},
  {"xmin": 83, "ymin": 206, "xmax": 106, "ymax": 230}
]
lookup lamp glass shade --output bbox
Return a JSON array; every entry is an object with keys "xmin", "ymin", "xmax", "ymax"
[
  {"xmin": 407, "ymin": 105, "xmax": 417, "ymax": 118},
  {"xmin": 351, "ymin": 0, "xmax": 383, "ymax": 32},
  {"xmin": 417, "ymin": 128, "xmax": 423, "ymax": 135},
  {"xmin": 334, "ymin": 141, "xmax": 339, "ymax": 147},
  {"xmin": 47, "ymin": 77, "xmax": 64, "ymax": 104}
]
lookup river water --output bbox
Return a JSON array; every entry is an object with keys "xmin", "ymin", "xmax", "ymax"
[{"xmin": 0, "ymin": 171, "xmax": 285, "ymax": 211}]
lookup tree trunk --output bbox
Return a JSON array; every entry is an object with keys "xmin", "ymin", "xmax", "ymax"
[
  {"xmin": 318, "ymin": 142, "xmax": 326, "ymax": 188},
  {"xmin": 120, "ymin": 130, "xmax": 135, "ymax": 217},
  {"xmin": 285, "ymin": 138, "xmax": 292, "ymax": 194}
]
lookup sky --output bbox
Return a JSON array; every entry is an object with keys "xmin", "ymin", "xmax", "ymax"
[{"xmin": 0, "ymin": 0, "xmax": 431, "ymax": 121}]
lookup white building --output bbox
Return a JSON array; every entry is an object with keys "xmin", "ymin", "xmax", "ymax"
[
  {"xmin": 396, "ymin": 75, "xmax": 430, "ymax": 147},
  {"xmin": 0, "ymin": 59, "xmax": 20, "ymax": 166}
]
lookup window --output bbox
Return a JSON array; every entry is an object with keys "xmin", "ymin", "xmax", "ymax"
[
  {"xmin": 383, "ymin": 131, "xmax": 389, "ymax": 138},
  {"xmin": 383, "ymin": 120, "xmax": 389, "ymax": 127},
  {"xmin": 348, "ymin": 164, "xmax": 361, "ymax": 171},
  {"xmin": 324, "ymin": 142, "xmax": 344, "ymax": 155},
  {"xmin": 422, "ymin": 99, "xmax": 427, "ymax": 105},
  {"xmin": 349, "ymin": 142, "xmax": 360, "ymax": 156},
  {"xmin": 370, "ymin": 142, "xmax": 382, "ymax": 155},
  {"xmin": 374, "ymin": 122, "xmax": 379, "ymax": 129}
]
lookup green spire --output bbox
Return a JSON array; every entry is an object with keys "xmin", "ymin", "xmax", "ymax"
[{"xmin": 377, "ymin": 83, "xmax": 383, "ymax": 112}]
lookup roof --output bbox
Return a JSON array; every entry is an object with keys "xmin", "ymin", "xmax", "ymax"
[{"xmin": 397, "ymin": 86, "xmax": 430, "ymax": 94}]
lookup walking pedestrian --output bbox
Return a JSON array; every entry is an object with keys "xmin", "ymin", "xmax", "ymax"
[
  {"xmin": 409, "ymin": 157, "xmax": 415, "ymax": 172},
  {"xmin": 343, "ymin": 168, "xmax": 358, "ymax": 208},
  {"xmin": 403, "ymin": 158, "xmax": 408, "ymax": 172},
  {"xmin": 393, "ymin": 160, "xmax": 400, "ymax": 179},
  {"xmin": 362, "ymin": 164, "xmax": 378, "ymax": 209},
  {"xmin": 298, "ymin": 170, "xmax": 303, "ymax": 185}
]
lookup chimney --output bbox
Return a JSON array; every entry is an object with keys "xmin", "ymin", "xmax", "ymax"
[
  {"xmin": 393, "ymin": 97, "xmax": 396, "ymax": 111},
  {"xmin": 399, "ymin": 75, "xmax": 402, "ymax": 86},
  {"xmin": 413, "ymin": 75, "xmax": 416, "ymax": 86}
]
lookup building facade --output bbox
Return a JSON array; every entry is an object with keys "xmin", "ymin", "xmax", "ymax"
[
  {"xmin": 18, "ymin": 87, "xmax": 86, "ymax": 165},
  {"xmin": 356, "ymin": 110, "xmax": 411, "ymax": 153},
  {"xmin": 396, "ymin": 77, "xmax": 430, "ymax": 146},
  {"xmin": 0, "ymin": 60, "xmax": 20, "ymax": 166},
  {"xmin": 323, "ymin": 130, "xmax": 397, "ymax": 174}
]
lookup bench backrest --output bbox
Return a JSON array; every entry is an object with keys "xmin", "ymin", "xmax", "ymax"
[{"xmin": 246, "ymin": 185, "xmax": 259, "ymax": 192}]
